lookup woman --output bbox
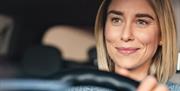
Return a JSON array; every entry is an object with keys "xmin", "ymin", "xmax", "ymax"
[{"xmin": 95, "ymin": 0, "xmax": 180, "ymax": 91}]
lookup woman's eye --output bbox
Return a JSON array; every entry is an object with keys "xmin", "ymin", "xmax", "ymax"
[
  {"xmin": 136, "ymin": 19, "xmax": 149, "ymax": 27},
  {"xmin": 111, "ymin": 17, "xmax": 122, "ymax": 25}
]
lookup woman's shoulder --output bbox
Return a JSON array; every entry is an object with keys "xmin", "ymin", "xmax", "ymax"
[{"xmin": 167, "ymin": 81, "xmax": 180, "ymax": 91}]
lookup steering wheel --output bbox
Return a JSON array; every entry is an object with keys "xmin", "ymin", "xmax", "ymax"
[
  {"xmin": 0, "ymin": 68, "xmax": 139, "ymax": 91},
  {"xmin": 54, "ymin": 68, "xmax": 139, "ymax": 91}
]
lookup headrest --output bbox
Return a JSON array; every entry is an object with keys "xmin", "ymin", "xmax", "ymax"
[{"xmin": 21, "ymin": 45, "xmax": 62, "ymax": 78}]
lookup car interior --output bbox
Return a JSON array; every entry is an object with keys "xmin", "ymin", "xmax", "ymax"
[{"xmin": 0, "ymin": 0, "xmax": 179, "ymax": 91}]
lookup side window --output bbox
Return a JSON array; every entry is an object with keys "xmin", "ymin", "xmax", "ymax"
[
  {"xmin": 0, "ymin": 15, "xmax": 14, "ymax": 55},
  {"xmin": 173, "ymin": 0, "xmax": 180, "ymax": 52},
  {"xmin": 173, "ymin": 0, "xmax": 180, "ymax": 71}
]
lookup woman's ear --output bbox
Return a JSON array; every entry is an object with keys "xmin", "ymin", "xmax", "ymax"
[
  {"xmin": 159, "ymin": 41, "xmax": 163, "ymax": 46},
  {"xmin": 159, "ymin": 34, "xmax": 162, "ymax": 46}
]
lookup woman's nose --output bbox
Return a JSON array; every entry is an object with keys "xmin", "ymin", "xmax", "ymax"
[{"xmin": 120, "ymin": 24, "xmax": 134, "ymax": 42}]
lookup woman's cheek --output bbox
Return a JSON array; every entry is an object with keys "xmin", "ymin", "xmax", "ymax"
[
  {"xmin": 105, "ymin": 28, "xmax": 120, "ymax": 43},
  {"xmin": 135, "ymin": 31, "xmax": 159, "ymax": 49},
  {"xmin": 135, "ymin": 32, "xmax": 153, "ymax": 44},
  {"xmin": 105, "ymin": 30, "xmax": 113, "ymax": 42}
]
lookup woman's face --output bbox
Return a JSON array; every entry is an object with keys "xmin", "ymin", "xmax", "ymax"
[{"xmin": 105, "ymin": 0, "xmax": 160, "ymax": 71}]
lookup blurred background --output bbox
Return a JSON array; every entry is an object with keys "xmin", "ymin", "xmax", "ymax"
[
  {"xmin": 0, "ymin": 0, "xmax": 179, "ymax": 84},
  {"xmin": 0, "ymin": 0, "xmax": 100, "ymax": 61},
  {"xmin": 0, "ymin": 0, "xmax": 100, "ymax": 78}
]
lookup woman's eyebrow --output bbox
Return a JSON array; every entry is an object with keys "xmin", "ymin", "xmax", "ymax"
[
  {"xmin": 135, "ymin": 13, "xmax": 155, "ymax": 20},
  {"xmin": 107, "ymin": 10, "xmax": 155, "ymax": 20},
  {"xmin": 107, "ymin": 10, "xmax": 123, "ymax": 16}
]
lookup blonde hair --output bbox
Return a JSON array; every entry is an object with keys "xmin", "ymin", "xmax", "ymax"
[{"xmin": 95, "ymin": 0, "xmax": 177, "ymax": 83}]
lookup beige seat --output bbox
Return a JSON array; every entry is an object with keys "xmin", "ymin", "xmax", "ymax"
[{"xmin": 42, "ymin": 25, "xmax": 95, "ymax": 62}]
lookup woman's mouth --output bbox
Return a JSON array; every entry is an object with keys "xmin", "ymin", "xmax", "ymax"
[{"xmin": 116, "ymin": 47, "xmax": 140, "ymax": 55}]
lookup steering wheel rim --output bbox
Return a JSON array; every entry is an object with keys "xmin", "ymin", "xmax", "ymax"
[
  {"xmin": 55, "ymin": 68, "xmax": 139, "ymax": 91},
  {"xmin": 0, "ymin": 68, "xmax": 139, "ymax": 91}
]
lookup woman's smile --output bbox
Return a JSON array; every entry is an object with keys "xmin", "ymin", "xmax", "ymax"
[{"xmin": 115, "ymin": 47, "xmax": 140, "ymax": 55}]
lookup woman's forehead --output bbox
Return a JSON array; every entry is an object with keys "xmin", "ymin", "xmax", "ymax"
[{"xmin": 107, "ymin": 0, "xmax": 156, "ymax": 17}]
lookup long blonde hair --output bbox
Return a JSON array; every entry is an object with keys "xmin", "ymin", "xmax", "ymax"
[{"xmin": 95, "ymin": 0, "xmax": 177, "ymax": 83}]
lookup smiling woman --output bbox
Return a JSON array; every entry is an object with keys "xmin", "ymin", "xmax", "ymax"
[
  {"xmin": 105, "ymin": 0, "xmax": 160, "ymax": 81},
  {"xmin": 95, "ymin": 0, "xmax": 180, "ymax": 91}
]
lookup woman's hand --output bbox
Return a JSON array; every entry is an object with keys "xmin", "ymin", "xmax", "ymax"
[
  {"xmin": 137, "ymin": 76, "xmax": 168, "ymax": 91},
  {"xmin": 115, "ymin": 68, "xmax": 169, "ymax": 91}
]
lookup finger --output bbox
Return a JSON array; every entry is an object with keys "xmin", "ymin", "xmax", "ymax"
[
  {"xmin": 154, "ymin": 84, "xmax": 169, "ymax": 91},
  {"xmin": 137, "ymin": 76, "xmax": 157, "ymax": 91}
]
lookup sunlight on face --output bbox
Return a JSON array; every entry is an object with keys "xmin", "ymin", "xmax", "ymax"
[{"xmin": 105, "ymin": 0, "xmax": 160, "ymax": 73}]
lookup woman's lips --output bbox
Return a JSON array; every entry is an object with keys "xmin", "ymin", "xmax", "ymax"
[{"xmin": 116, "ymin": 47, "xmax": 140, "ymax": 55}]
